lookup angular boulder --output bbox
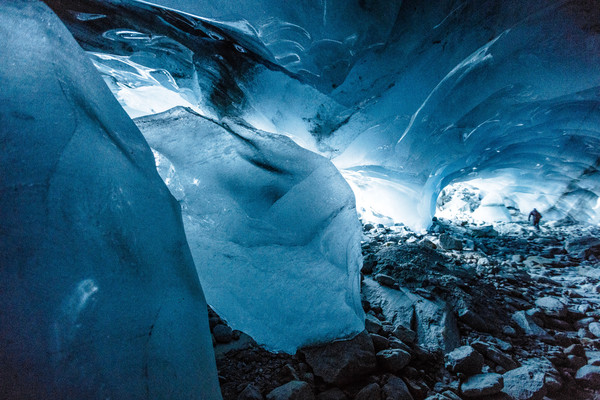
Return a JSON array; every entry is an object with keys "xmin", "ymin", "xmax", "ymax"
[
  {"xmin": 461, "ymin": 373, "xmax": 503, "ymax": 397},
  {"xmin": 363, "ymin": 278, "xmax": 459, "ymax": 354},
  {"xmin": 300, "ymin": 331, "xmax": 376, "ymax": 385},
  {"xmin": 534, "ymin": 297, "xmax": 567, "ymax": 318},
  {"xmin": 445, "ymin": 346, "xmax": 484, "ymax": 376},
  {"xmin": 266, "ymin": 381, "xmax": 314, "ymax": 400},
  {"xmin": 439, "ymin": 233, "xmax": 463, "ymax": 250},
  {"xmin": 575, "ymin": 365, "xmax": 600, "ymax": 389},
  {"xmin": 354, "ymin": 383, "xmax": 381, "ymax": 400},
  {"xmin": 376, "ymin": 348, "xmax": 412, "ymax": 372},
  {"xmin": 382, "ymin": 376, "xmax": 414, "ymax": 400},
  {"xmin": 502, "ymin": 365, "xmax": 547, "ymax": 400}
]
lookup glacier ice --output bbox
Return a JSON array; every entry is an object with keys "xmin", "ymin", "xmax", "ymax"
[
  {"xmin": 36, "ymin": 0, "xmax": 600, "ymax": 357},
  {"xmin": 0, "ymin": 2, "xmax": 221, "ymax": 398},
  {"xmin": 47, "ymin": 0, "xmax": 600, "ymax": 230},
  {"xmin": 6, "ymin": 0, "xmax": 600, "ymax": 395},
  {"xmin": 132, "ymin": 0, "xmax": 403, "ymax": 88},
  {"xmin": 135, "ymin": 107, "xmax": 365, "ymax": 352}
]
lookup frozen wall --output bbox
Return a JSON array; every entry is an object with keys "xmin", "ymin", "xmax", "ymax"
[
  {"xmin": 330, "ymin": 0, "xmax": 600, "ymax": 228},
  {"xmin": 135, "ymin": 108, "xmax": 365, "ymax": 353},
  {"xmin": 0, "ymin": 2, "xmax": 221, "ymax": 398},
  {"xmin": 47, "ymin": 0, "xmax": 600, "ymax": 230},
  {"xmin": 134, "ymin": 0, "xmax": 403, "ymax": 89}
]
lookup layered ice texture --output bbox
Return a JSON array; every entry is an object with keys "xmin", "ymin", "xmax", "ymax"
[
  {"xmin": 27, "ymin": 0, "xmax": 600, "ymax": 358},
  {"xmin": 44, "ymin": 0, "xmax": 368, "ymax": 353},
  {"xmin": 0, "ymin": 2, "xmax": 221, "ymax": 398},
  {"xmin": 46, "ymin": 0, "xmax": 600, "ymax": 230},
  {"xmin": 136, "ymin": 108, "xmax": 364, "ymax": 352}
]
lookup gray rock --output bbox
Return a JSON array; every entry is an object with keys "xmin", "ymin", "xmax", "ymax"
[
  {"xmin": 574, "ymin": 317, "xmax": 596, "ymax": 330},
  {"xmin": 365, "ymin": 314, "xmax": 383, "ymax": 334},
  {"xmin": 376, "ymin": 348, "xmax": 412, "ymax": 372},
  {"xmin": 300, "ymin": 331, "xmax": 376, "ymax": 386},
  {"xmin": 440, "ymin": 390, "xmax": 462, "ymax": 400},
  {"xmin": 238, "ymin": 384, "xmax": 263, "ymax": 400},
  {"xmin": 589, "ymin": 322, "xmax": 600, "ymax": 338},
  {"xmin": 512, "ymin": 311, "xmax": 549, "ymax": 338},
  {"xmin": 458, "ymin": 308, "xmax": 489, "ymax": 332},
  {"xmin": 208, "ymin": 316, "xmax": 221, "ymax": 329},
  {"xmin": 471, "ymin": 225, "xmax": 498, "ymax": 238},
  {"xmin": 464, "ymin": 239, "xmax": 476, "ymax": 251},
  {"xmin": 423, "ymin": 395, "xmax": 444, "ymax": 400},
  {"xmin": 213, "ymin": 324, "xmax": 233, "ymax": 343},
  {"xmin": 370, "ymin": 333, "xmax": 390, "ymax": 352},
  {"xmin": 266, "ymin": 381, "xmax": 314, "ymax": 400},
  {"xmin": 361, "ymin": 254, "xmax": 377, "ymax": 274},
  {"xmin": 388, "ymin": 337, "xmax": 411, "ymax": 352},
  {"xmin": 392, "ymin": 325, "xmax": 417, "ymax": 344},
  {"xmin": 375, "ymin": 274, "xmax": 397, "ymax": 288},
  {"xmin": 569, "ymin": 355, "xmax": 587, "ymax": 370},
  {"xmin": 575, "ymin": 365, "xmax": 600, "ymax": 389},
  {"xmin": 316, "ymin": 388, "xmax": 346, "ymax": 400},
  {"xmin": 461, "ymin": 373, "xmax": 503, "ymax": 397},
  {"xmin": 419, "ymin": 238, "xmax": 437, "ymax": 249},
  {"xmin": 354, "ymin": 383, "xmax": 381, "ymax": 400},
  {"xmin": 362, "ymin": 278, "xmax": 459, "ymax": 354},
  {"xmin": 565, "ymin": 236, "xmax": 600, "ymax": 259},
  {"xmin": 525, "ymin": 308, "xmax": 544, "ymax": 326},
  {"xmin": 544, "ymin": 373, "xmax": 563, "ymax": 394},
  {"xmin": 382, "ymin": 376, "xmax": 414, "ymax": 400},
  {"xmin": 279, "ymin": 363, "xmax": 301, "ymax": 381},
  {"xmin": 534, "ymin": 297, "xmax": 567, "ymax": 318},
  {"xmin": 445, "ymin": 345, "xmax": 484, "ymax": 376},
  {"xmin": 564, "ymin": 343, "xmax": 586, "ymax": 358},
  {"xmin": 477, "ymin": 257, "xmax": 490, "ymax": 266},
  {"xmin": 511, "ymin": 254, "xmax": 524, "ymax": 263},
  {"xmin": 502, "ymin": 326, "xmax": 516, "ymax": 336},
  {"xmin": 502, "ymin": 365, "xmax": 547, "ymax": 400},
  {"xmin": 439, "ymin": 233, "xmax": 463, "ymax": 250},
  {"xmin": 484, "ymin": 346, "xmax": 518, "ymax": 371}
]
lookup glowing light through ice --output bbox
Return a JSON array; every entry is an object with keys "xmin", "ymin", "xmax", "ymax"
[{"xmin": 89, "ymin": 52, "xmax": 212, "ymax": 119}]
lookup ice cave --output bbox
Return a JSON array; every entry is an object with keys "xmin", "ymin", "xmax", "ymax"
[{"xmin": 2, "ymin": 0, "xmax": 600, "ymax": 399}]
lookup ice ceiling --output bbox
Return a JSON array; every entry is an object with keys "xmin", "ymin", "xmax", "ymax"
[{"xmin": 45, "ymin": 0, "xmax": 600, "ymax": 230}]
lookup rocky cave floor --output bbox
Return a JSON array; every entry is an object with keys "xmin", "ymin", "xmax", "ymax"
[{"xmin": 211, "ymin": 218, "xmax": 600, "ymax": 400}]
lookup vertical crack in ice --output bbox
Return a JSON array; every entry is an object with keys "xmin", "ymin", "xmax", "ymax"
[{"xmin": 143, "ymin": 307, "xmax": 161, "ymax": 398}]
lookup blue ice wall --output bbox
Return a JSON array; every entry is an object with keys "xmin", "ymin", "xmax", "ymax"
[
  {"xmin": 46, "ymin": 0, "xmax": 600, "ymax": 229},
  {"xmin": 0, "ymin": 1, "xmax": 221, "ymax": 398}
]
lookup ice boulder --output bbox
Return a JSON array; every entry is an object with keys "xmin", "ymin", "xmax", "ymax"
[
  {"xmin": 0, "ymin": 2, "xmax": 221, "ymax": 399},
  {"xmin": 135, "ymin": 107, "xmax": 365, "ymax": 352}
]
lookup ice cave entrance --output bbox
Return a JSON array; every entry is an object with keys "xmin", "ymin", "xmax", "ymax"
[{"xmin": 435, "ymin": 177, "xmax": 600, "ymax": 227}]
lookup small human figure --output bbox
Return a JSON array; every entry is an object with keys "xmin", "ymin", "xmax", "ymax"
[{"xmin": 528, "ymin": 208, "xmax": 542, "ymax": 230}]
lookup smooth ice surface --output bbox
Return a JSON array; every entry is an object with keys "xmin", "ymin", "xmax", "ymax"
[
  {"xmin": 0, "ymin": 2, "xmax": 221, "ymax": 399},
  {"xmin": 49, "ymin": 0, "xmax": 600, "ymax": 230},
  {"xmin": 135, "ymin": 107, "xmax": 365, "ymax": 352}
]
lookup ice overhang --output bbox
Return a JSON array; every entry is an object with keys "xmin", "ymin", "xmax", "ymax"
[{"xmin": 45, "ymin": 0, "xmax": 600, "ymax": 229}]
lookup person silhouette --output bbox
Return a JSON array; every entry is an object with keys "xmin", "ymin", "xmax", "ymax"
[{"xmin": 528, "ymin": 208, "xmax": 542, "ymax": 230}]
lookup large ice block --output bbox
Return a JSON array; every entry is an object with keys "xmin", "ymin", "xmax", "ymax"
[
  {"xmin": 0, "ymin": 2, "xmax": 221, "ymax": 398},
  {"xmin": 136, "ymin": 107, "xmax": 365, "ymax": 353}
]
